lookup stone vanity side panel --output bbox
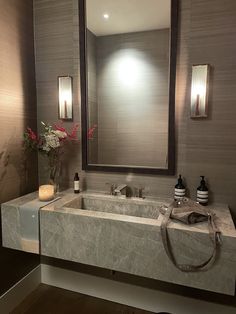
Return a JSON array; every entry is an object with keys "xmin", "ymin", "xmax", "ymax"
[
  {"xmin": 40, "ymin": 210, "xmax": 236, "ymax": 295},
  {"xmin": 1, "ymin": 204, "xmax": 22, "ymax": 251},
  {"xmin": 0, "ymin": 0, "xmax": 39, "ymax": 296},
  {"xmin": 1, "ymin": 193, "xmax": 39, "ymax": 253}
]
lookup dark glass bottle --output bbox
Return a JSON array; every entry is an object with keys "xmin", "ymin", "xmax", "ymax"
[
  {"xmin": 74, "ymin": 172, "xmax": 80, "ymax": 194},
  {"xmin": 175, "ymin": 174, "xmax": 185, "ymax": 200},
  {"xmin": 197, "ymin": 176, "xmax": 208, "ymax": 206}
]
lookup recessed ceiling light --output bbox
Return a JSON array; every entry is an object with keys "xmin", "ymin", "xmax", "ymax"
[{"xmin": 103, "ymin": 13, "xmax": 109, "ymax": 19}]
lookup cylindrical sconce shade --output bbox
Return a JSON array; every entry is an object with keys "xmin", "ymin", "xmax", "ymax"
[
  {"xmin": 190, "ymin": 65, "xmax": 210, "ymax": 118},
  {"xmin": 58, "ymin": 76, "xmax": 73, "ymax": 120}
]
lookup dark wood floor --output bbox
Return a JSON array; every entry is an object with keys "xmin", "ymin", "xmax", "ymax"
[{"xmin": 11, "ymin": 284, "xmax": 154, "ymax": 314}]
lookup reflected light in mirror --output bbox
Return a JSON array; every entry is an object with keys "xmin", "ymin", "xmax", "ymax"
[
  {"xmin": 103, "ymin": 13, "xmax": 109, "ymax": 19},
  {"xmin": 117, "ymin": 55, "xmax": 140, "ymax": 87}
]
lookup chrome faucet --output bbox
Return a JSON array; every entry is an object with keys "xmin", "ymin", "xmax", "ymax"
[{"xmin": 114, "ymin": 184, "xmax": 127, "ymax": 196}]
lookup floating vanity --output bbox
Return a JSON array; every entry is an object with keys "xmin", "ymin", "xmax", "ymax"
[{"xmin": 1, "ymin": 190, "xmax": 236, "ymax": 295}]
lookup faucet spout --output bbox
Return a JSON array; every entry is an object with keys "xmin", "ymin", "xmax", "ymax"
[{"xmin": 114, "ymin": 184, "xmax": 127, "ymax": 196}]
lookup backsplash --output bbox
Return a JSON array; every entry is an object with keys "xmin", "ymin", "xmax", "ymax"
[{"xmin": 34, "ymin": 0, "xmax": 236, "ymax": 217}]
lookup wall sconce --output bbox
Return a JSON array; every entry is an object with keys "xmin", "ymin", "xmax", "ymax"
[
  {"xmin": 58, "ymin": 76, "xmax": 73, "ymax": 120},
  {"xmin": 190, "ymin": 64, "xmax": 210, "ymax": 118}
]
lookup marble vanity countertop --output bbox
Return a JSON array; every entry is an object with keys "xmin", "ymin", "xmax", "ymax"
[
  {"xmin": 37, "ymin": 189, "xmax": 236, "ymax": 239},
  {"xmin": 3, "ymin": 191, "xmax": 39, "ymax": 206},
  {"xmin": 2, "ymin": 189, "xmax": 236, "ymax": 238},
  {"xmin": 2, "ymin": 189, "xmax": 236, "ymax": 295}
]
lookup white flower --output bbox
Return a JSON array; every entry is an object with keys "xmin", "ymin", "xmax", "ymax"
[
  {"xmin": 53, "ymin": 130, "xmax": 67, "ymax": 139},
  {"xmin": 45, "ymin": 134, "xmax": 60, "ymax": 149},
  {"xmin": 42, "ymin": 145, "xmax": 50, "ymax": 152}
]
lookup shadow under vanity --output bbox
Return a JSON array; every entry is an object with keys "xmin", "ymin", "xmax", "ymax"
[{"xmin": 1, "ymin": 189, "xmax": 236, "ymax": 296}]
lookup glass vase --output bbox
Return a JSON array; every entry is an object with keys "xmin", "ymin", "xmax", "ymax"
[{"xmin": 48, "ymin": 162, "xmax": 61, "ymax": 194}]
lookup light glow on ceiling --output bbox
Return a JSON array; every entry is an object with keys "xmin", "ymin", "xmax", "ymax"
[{"xmin": 103, "ymin": 13, "xmax": 109, "ymax": 19}]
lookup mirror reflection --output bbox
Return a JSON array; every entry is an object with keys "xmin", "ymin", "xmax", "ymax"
[{"xmin": 86, "ymin": 0, "xmax": 171, "ymax": 168}]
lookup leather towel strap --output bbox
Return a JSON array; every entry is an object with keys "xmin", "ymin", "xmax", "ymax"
[{"xmin": 160, "ymin": 202, "xmax": 221, "ymax": 272}]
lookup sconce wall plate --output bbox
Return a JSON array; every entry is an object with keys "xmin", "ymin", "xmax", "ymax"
[
  {"xmin": 58, "ymin": 76, "xmax": 73, "ymax": 120},
  {"xmin": 190, "ymin": 64, "xmax": 210, "ymax": 119}
]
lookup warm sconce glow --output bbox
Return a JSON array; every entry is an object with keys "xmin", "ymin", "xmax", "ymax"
[
  {"xmin": 190, "ymin": 65, "xmax": 209, "ymax": 118},
  {"xmin": 58, "ymin": 76, "xmax": 73, "ymax": 120}
]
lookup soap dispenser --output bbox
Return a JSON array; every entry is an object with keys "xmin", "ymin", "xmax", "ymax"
[
  {"xmin": 197, "ymin": 176, "xmax": 208, "ymax": 206},
  {"xmin": 175, "ymin": 175, "xmax": 186, "ymax": 200}
]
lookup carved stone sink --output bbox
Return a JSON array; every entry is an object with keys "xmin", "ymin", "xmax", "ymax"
[
  {"xmin": 64, "ymin": 194, "xmax": 161, "ymax": 220},
  {"xmin": 2, "ymin": 190, "xmax": 236, "ymax": 296}
]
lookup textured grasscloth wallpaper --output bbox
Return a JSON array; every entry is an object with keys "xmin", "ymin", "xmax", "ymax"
[
  {"xmin": 34, "ymin": 0, "xmax": 236, "ymax": 218},
  {"xmin": 0, "ymin": 0, "xmax": 39, "ymax": 296}
]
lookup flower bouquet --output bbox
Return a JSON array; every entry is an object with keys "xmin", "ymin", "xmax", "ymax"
[{"xmin": 24, "ymin": 121, "xmax": 79, "ymax": 192}]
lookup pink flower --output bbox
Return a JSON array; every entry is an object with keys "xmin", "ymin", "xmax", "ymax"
[
  {"xmin": 88, "ymin": 124, "xmax": 97, "ymax": 139},
  {"xmin": 54, "ymin": 121, "xmax": 79, "ymax": 140},
  {"xmin": 27, "ymin": 127, "xmax": 37, "ymax": 141},
  {"xmin": 54, "ymin": 122, "xmax": 66, "ymax": 133},
  {"xmin": 68, "ymin": 124, "xmax": 79, "ymax": 140}
]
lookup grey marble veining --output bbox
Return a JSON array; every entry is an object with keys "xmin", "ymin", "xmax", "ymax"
[
  {"xmin": 2, "ymin": 190, "xmax": 236, "ymax": 295},
  {"xmin": 40, "ymin": 190, "xmax": 236, "ymax": 295},
  {"xmin": 64, "ymin": 194, "xmax": 165, "ymax": 220}
]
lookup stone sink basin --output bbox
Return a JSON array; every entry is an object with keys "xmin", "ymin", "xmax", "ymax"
[
  {"xmin": 63, "ymin": 194, "xmax": 163, "ymax": 220},
  {"xmin": 40, "ymin": 191, "xmax": 236, "ymax": 296},
  {"xmin": 2, "ymin": 190, "xmax": 236, "ymax": 296}
]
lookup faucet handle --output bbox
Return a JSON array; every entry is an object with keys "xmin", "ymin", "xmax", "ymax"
[
  {"xmin": 138, "ymin": 187, "xmax": 145, "ymax": 199},
  {"xmin": 105, "ymin": 183, "xmax": 117, "ymax": 195},
  {"xmin": 134, "ymin": 186, "xmax": 145, "ymax": 199}
]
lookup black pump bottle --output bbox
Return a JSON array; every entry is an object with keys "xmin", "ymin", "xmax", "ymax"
[
  {"xmin": 197, "ymin": 176, "xmax": 208, "ymax": 206},
  {"xmin": 175, "ymin": 174, "xmax": 186, "ymax": 200}
]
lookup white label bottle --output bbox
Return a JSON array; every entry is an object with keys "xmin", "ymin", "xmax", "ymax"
[
  {"xmin": 197, "ymin": 176, "xmax": 208, "ymax": 205},
  {"xmin": 175, "ymin": 174, "xmax": 186, "ymax": 200},
  {"xmin": 74, "ymin": 172, "xmax": 80, "ymax": 193}
]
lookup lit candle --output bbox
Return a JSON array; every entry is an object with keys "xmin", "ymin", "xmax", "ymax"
[{"xmin": 39, "ymin": 185, "xmax": 55, "ymax": 202}]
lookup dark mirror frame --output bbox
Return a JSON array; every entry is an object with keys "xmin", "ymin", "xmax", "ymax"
[{"xmin": 79, "ymin": 0, "xmax": 178, "ymax": 175}]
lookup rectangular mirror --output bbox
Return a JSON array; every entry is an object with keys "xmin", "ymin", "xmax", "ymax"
[{"xmin": 79, "ymin": 0, "xmax": 178, "ymax": 174}]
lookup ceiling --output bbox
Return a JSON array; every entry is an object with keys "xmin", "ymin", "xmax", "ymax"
[{"xmin": 87, "ymin": 0, "xmax": 171, "ymax": 36}]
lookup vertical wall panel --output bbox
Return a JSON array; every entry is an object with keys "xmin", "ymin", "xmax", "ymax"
[
  {"xmin": 0, "ymin": 0, "xmax": 39, "ymax": 296},
  {"xmin": 34, "ymin": 0, "xmax": 81, "ymax": 187}
]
